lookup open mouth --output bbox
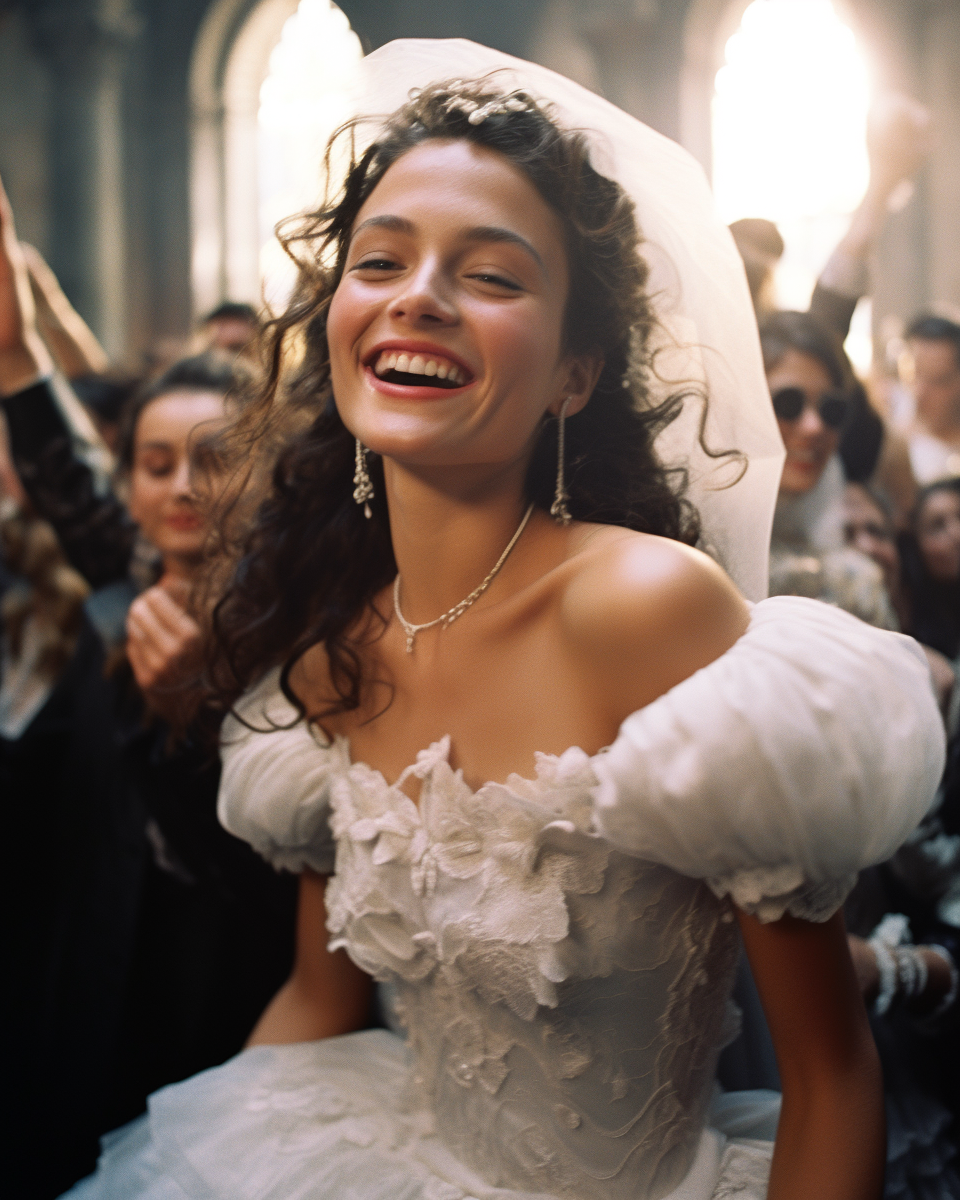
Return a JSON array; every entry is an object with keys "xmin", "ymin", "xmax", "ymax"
[{"xmin": 370, "ymin": 349, "xmax": 472, "ymax": 390}]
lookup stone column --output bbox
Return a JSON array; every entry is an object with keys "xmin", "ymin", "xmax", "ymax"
[{"xmin": 27, "ymin": 0, "xmax": 141, "ymax": 359}]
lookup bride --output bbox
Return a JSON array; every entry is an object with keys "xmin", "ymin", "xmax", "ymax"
[{"xmin": 67, "ymin": 40, "xmax": 944, "ymax": 1200}]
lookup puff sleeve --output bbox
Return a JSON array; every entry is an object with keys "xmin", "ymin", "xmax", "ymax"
[
  {"xmin": 590, "ymin": 595, "xmax": 946, "ymax": 922},
  {"xmin": 218, "ymin": 669, "xmax": 347, "ymax": 875}
]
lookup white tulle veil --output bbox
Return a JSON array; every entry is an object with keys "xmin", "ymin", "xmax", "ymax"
[{"xmin": 347, "ymin": 39, "xmax": 784, "ymax": 601}]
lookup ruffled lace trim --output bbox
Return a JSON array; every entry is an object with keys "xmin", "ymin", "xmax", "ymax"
[
  {"xmin": 326, "ymin": 737, "xmax": 614, "ymax": 1018},
  {"xmin": 706, "ymin": 866, "xmax": 858, "ymax": 924}
]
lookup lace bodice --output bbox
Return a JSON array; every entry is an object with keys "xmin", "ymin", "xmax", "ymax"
[{"xmin": 219, "ymin": 596, "xmax": 944, "ymax": 1200}]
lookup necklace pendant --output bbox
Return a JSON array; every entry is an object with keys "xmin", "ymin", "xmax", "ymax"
[{"xmin": 405, "ymin": 633, "xmax": 416, "ymax": 653}]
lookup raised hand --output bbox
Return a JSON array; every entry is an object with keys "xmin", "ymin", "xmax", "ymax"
[
  {"xmin": 0, "ymin": 172, "xmax": 53, "ymax": 394},
  {"xmin": 125, "ymin": 575, "xmax": 203, "ymax": 719},
  {"xmin": 866, "ymin": 93, "xmax": 934, "ymax": 204}
]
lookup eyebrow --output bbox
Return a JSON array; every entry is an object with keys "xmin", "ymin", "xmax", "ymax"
[{"xmin": 351, "ymin": 215, "xmax": 546, "ymax": 272}]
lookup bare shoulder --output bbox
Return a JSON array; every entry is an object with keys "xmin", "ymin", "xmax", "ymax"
[{"xmin": 561, "ymin": 526, "xmax": 750, "ymax": 717}]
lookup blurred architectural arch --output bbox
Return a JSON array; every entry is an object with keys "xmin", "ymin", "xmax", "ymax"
[
  {"xmin": 189, "ymin": 0, "xmax": 299, "ymax": 317},
  {"xmin": 190, "ymin": 0, "xmax": 364, "ymax": 318}
]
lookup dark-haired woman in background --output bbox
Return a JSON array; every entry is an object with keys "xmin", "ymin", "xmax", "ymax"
[
  {"xmin": 901, "ymin": 479, "xmax": 960, "ymax": 661},
  {"xmin": 761, "ymin": 309, "xmax": 898, "ymax": 627},
  {"xmin": 0, "ymin": 187, "xmax": 296, "ymax": 1197}
]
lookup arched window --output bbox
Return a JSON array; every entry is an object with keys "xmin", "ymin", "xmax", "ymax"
[
  {"xmin": 258, "ymin": 0, "xmax": 363, "ymax": 306},
  {"xmin": 190, "ymin": 0, "xmax": 361, "ymax": 317},
  {"xmin": 711, "ymin": 0, "xmax": 873, "ymax": 365}
]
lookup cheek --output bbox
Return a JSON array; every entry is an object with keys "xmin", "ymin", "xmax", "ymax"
[
  {"xmin": 128, "ymin": 474, "xmax": 168, "ymax": 528},
  {"xmin": 327, "ymin": 284, "xmax": 374, "ymax": 402}
]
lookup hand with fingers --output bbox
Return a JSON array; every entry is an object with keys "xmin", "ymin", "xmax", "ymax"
[
  {"xmin": 125, "ymin": 578, "xmax": 203, "ymax": 718},
  {"xmin": 0, "ymin": 173, "xmax": 53, "ymax": 395}
]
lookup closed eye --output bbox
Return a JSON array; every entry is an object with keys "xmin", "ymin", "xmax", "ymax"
[
  {"xmin": 467, "ymin": 272, "xmax": 523, "ymax": 291},
  {"xmin": 351, "ymin": 257, "xmax": 402, "ymax": 272}
]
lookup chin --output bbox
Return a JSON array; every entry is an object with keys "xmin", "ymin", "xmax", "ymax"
[
  {"xmin": 779, "ymin": 462, "xmax": 826, "ymax": 496},
  {"xmin": 155, "ymin": 533, "xmax": 207, "ymax": 560}
]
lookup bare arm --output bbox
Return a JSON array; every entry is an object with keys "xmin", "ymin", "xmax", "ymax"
[
  {"xmin": 740, "ymin": 909, "xmax": 885, "ymax": 1200},
  {"xmin": 811, "ymin": 95, "xmax": 932, "ymax": 341},
  {"xmin": 21, "ymin": 243, "xmax": 109, "ymax": 378},
  {"xmin": 247, "ymin": 870, "xmax": 373, "ymax": 1046},
  {"xmin": 0, "ymin": 174, "xmax": 52, "ymax": 395}
]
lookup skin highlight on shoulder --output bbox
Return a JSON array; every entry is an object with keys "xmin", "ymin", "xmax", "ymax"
[{"xmin": 559, "ymin": 527, "xmax": 750, "ymax": 720}]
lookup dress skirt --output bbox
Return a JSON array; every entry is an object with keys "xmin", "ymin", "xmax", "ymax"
[{"xmin": 64, "ymin": 1029, "xmax": 779, "ymax": 1200}]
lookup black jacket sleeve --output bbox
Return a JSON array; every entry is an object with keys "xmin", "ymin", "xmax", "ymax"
[
  {"xmin": 808, "ymin": 282, "xmax": 859, "ymax": 344},
  {"xmin": 1, "ymin": 379, "xmax": 137, "ymax": 588}
]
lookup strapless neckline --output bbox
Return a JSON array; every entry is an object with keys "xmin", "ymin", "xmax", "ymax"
[{"xmin": 319, "ymin": 726, "xmax": 611, "ymax": 804}]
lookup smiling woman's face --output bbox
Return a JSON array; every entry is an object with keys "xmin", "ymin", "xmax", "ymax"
[
  {"xmin": 127, "ymin": 389, "xmax": 225, "ymax": 566},
  {"xmin": 767, "ymin": 349, "xmax": 841, "ymax": 496},
  {"xmin": 326, "ymin": 139, "xmax": 577, "ymax": 475}
]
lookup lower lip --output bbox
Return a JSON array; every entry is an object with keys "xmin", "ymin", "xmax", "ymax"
[
  {"xmin": 364, "ymin": 364, "xmax": 475, "ymax": 400},
  {"xmin": 166, "ymin": 516, "xmax": 203, "ymax": 532},
  {"xmin": 786, "ymin": 457, "xmax": 821, "ymax": 473}
]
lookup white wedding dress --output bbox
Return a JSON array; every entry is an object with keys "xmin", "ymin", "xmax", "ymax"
[{"xmin": 67, "ymin": 597, "xmax": 945, "ymax": 1200}]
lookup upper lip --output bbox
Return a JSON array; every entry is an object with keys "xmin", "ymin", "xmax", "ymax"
[{"xmin": 363, "ymin": 339, "xmax": 477, "ymax": 381}]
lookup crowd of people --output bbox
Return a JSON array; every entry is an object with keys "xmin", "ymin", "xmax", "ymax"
[{"xmin": 0, "ymin": 37, "xmax": 958, "ymax": 1200}]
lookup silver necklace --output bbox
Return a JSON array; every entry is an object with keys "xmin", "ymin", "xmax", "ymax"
[{"xmin": 393, "ymin": 503, "xmax": 535, "ymax": 653}]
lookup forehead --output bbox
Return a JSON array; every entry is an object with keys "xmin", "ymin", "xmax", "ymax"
[
  {"xmin": 920, "ymin": 488, "xmax": 960, "ymax": 520},
  {"xmin": 353, "ymin": 139, "xmax": 567, "ymax": 268},
  {"xmin": 910, "ymin": 338, "xmax": 960, "ymax": 372},
  {"xmin": 135, "ymin": 390, "xmax": 225, "ymax": 443},
  {"xmin": 767, "ymin": 348, "xmax": 834, "ymax": 389}
]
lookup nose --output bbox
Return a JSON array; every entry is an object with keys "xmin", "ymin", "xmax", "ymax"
[
  {"xmin": 796, "ymin": 401, "xmax": 828, "ymax": 441},
  {"xmin": 852, "ymin": 529, "xmax": 873, "ymax": 557},
  {"xmin": 171, "ymin": 455, "xmax": 194, "ymax": 500},
  {"xmin": 388, "ymin": 258, "xmax": 458, "ymax": 327}
]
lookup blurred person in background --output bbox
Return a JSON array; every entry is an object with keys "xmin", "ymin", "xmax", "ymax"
[
  {"xmin": 70, "ymin": 373, "xmax": 142, "ymax": 454},
  {"xmin": 842, "ymin": 481, "xmax": 956, "ymax": 709},
  {"xmin": 732, "ymin": 94, "xmax": 931, "ymax": 522},
  {"xmin": 901, "ymin": 316, "xmax": 960, "ymax": 485},
  {"xmin": 729, "ymin": 217, "xmax": 783, "ymax": 319},
  {"xmin": 0, "ymin": 177, "xmax": 296, "ymax": 1198},
  {"xmin": 844, "ymin": 481, "xmax": 960, "ymax": 1182},
  {"xmin": 760, "ymin": 309, "xmax": 897, "ymax": 627},
  {"xmin": 196, "ymin": 300, "xmax": 261, "ymax": 362},
  {"xmin": 900, "ymin": 478, "xmax": 960, "ymax": 662}
]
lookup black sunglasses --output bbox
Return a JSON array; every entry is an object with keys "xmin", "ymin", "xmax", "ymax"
[{"xmin": 771, "ymin": 386, "xmax": 850, "ymax": 430}]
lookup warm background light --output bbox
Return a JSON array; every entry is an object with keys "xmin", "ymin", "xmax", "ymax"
[
  {"xmin": 257, "ymin": 0, "xmax": 363, "ymax": 308},
  {"xmin": 712, "ymin": 0, "xmax": 874, "ymax": 369}
]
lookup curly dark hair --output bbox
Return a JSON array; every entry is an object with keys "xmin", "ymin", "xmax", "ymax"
[{"xmin": 202, "ymin": 78, "xmax": 724, "ymax": 723}]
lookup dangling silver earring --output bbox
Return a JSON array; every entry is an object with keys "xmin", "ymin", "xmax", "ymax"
[
  {"xmin": 353, "ymin": 438, "xmax": 374, "ymax": 518},
  {"xmin": 550, "ymin": 397, "xmax": 573, "ymax": 526}
]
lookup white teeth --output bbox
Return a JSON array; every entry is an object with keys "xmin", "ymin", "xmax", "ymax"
[{"xmin": 372, "ymin": 350, "xmax": 468, "ymax": 385}]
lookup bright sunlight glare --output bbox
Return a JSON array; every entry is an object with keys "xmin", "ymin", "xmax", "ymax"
[
  {"xmin": 712, "ymin": 0, "xmax": 874, "ymax": 368},
  {"xmin": 258, "ymin": 0, "xmax": 363, "ymax": 308}
]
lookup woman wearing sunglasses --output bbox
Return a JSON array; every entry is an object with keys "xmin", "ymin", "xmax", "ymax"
[{"xmin": 760, "ymin": 310, "xmax": 897, "ymax": 628}]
